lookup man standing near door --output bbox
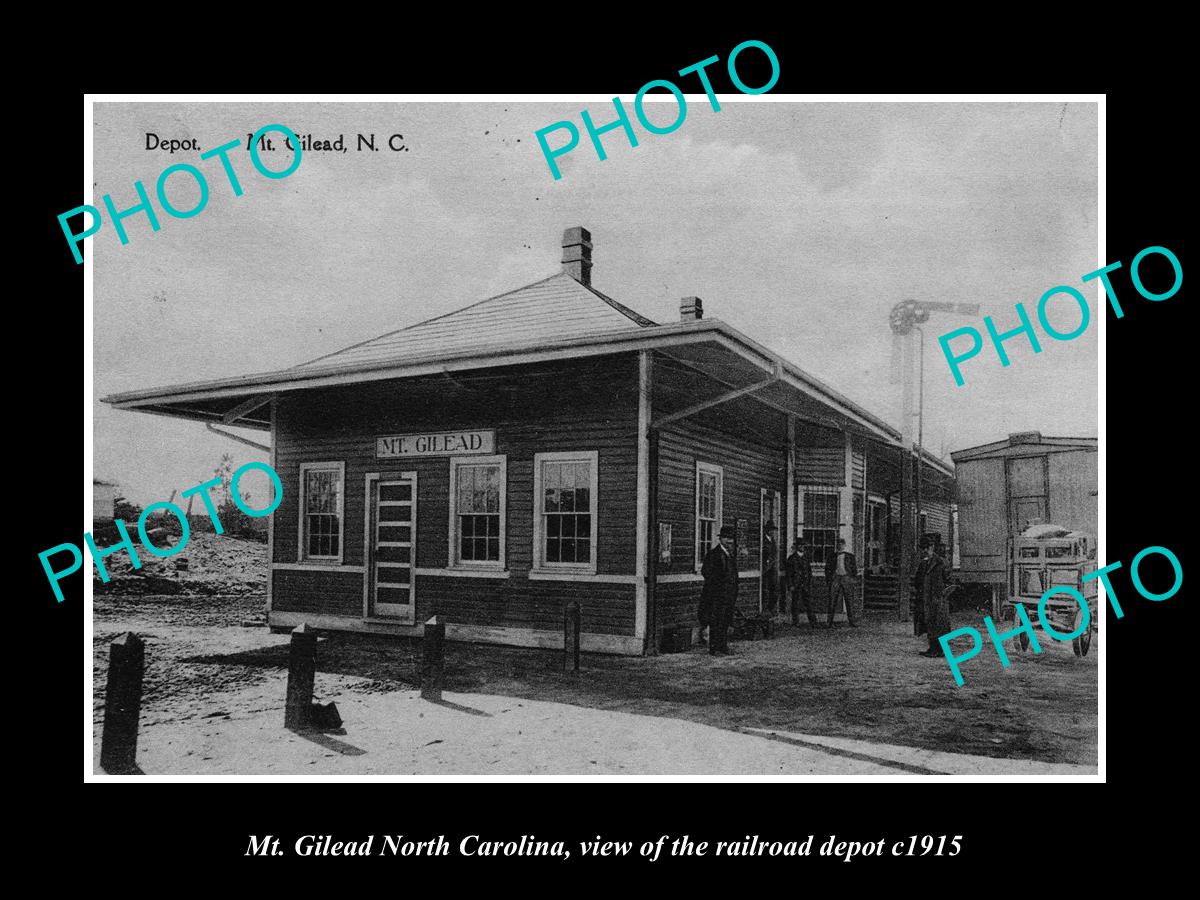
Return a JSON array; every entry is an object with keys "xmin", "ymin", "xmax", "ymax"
[
  {"xmin": 785, "ymin": 540, "xmax": 817, "ymax": 627},
  {"xmin": 825, "ymin": 538, "xmax": 859, "ymax": 627},
  {"xmin": 762, "ymin": 521, "xmax": 780, "ymax": 618},
  {"xmin": 702, "ymin": 524, "xmax": 739, "ymax": 655}
]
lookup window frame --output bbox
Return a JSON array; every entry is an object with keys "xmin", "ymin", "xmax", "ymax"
[
  {"xmin": 447, "ymin": 454, "xmax": 507, "ymax": 571},
  {"xmin": 532, "ymin": 450, "xmax": 599, "ymax": 573},
  {"xmin": 298, "ymin": 461, "xmax": 345, "ymax": 564},
  {"xmin": 798, "ymin": 485, "xmax": 840, "ymax": 569},
  {"xmin": 694, "ymin": 461, "xmax": 724, "ymax": 572}
]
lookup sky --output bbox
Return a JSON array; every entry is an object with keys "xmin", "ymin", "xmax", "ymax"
[{"xmin": 92, "ymin": 100, "xmax": 1098, "ymax": 505}]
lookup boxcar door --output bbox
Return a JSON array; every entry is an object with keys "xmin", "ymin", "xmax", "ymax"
[
  {"xmin": 369, "ymin": 475, "xmax": 416, "ymax": 623},
  {"xmin": 1007, "ymin": 455, "xmax": 1048, "ymax": 532}
]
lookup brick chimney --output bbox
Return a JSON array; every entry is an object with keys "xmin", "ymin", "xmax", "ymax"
[
  {"xmin": 561, "ymin": 227, "xmax": 593, "ymax": 285},
  {"xmin": 680, "ymin": 296, "xmax": 703, "ymax": 321}
]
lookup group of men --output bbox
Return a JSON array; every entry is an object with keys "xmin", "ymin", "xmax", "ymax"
[
  {"xmin": 698, "ymin": 520, "xmax": 952, "ymax": 658},
  {"xmin": 779, "ymin": 530, "xmax": 860, "ymax": 628}
]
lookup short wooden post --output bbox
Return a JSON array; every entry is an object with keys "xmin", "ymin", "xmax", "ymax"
[
  {"xmin": 421, "ymin": 616, "xmax": 445, "ymax": 701},
  {"xmin": 564, "ymin": 601, "xmax": 581, "ymax": 672},
  {"xmin": 100, "ymin": 632, "xmax": 144, "ymax": 774},
  {"xmin": 284, "ymin": 623, "xmax": 317, "ymax": 729}
]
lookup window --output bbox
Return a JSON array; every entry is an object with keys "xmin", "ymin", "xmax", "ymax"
[
  {"xmin": 533, "ymin": 451, "xmax": 598, "ymax": 570},
  {"xmin": 695, "ymin": 462, "xmax": 723, "ymax": 569},
  {"xmin": 1019, "ymin": 567, "xmax": 1044, "ymax": 596},
  {"xmin": 449, "ymin": 456, "xmax": 506, "ymax": 568},
  {"xmin": 299, "ymin": 462, "xmax": 344, "ymax": 562},
  {"xmin": 1049, "ymin": 567, "xmax": 1079, "ymax": 588},
  {"xmin": 800, "ymin": 487, "xmax": 839, "ymax": 565}
]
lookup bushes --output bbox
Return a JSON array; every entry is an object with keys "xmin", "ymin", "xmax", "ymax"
[
  {"xmin": 216, "ymin": 498, "xmax": 269, "ymax": 543},
  {"xmin": 183, "ymin": 499, "xmax": 267, "ymax": 542}
]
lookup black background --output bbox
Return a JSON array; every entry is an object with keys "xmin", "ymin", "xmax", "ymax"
[{"xmin": 22, "ymin": 25, "xmax": 1189, "ymax": 885}]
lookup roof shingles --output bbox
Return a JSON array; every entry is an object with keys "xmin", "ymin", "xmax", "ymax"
[{"xmin": 296, "ymin": 273, "xmax": 656, "ymax": 371}]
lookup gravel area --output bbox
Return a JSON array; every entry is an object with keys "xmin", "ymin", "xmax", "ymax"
[{"xmin": 92, "ymin": 557, "xmax": 1097, "ymax": 775}]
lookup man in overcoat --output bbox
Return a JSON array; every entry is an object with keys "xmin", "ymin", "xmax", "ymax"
[
  {"xmin": 701, "ymin": 524, "xmax": 739, "ymax": 655},
  {"xmin": 914, "ymin": 537, "xmax": 951, "ymax": 657},
  {"xmin": 762, "ymin": 521, "xmax": 780, "ymax": 617},
  {"xmin": 785, "ymin": 540, "xmax": 817, "ymax": 627}
]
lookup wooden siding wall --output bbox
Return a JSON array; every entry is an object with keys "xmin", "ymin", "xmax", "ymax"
[
  {"xmin": 956, "ymin": 457, "xmax": 1009, "ymax": 582},
  {"xmin": 851, "ymin": 449, "xmax": 866, "ymax": 490},
  {"xmin": 866, "ymin": 449, "xmax": 900, "ymax": 495},
  {"xmin": 654, "ymin": 414, "xmax": 787, "ymax": 632},
  {"xmin": 271, "ymin": 356, "xmax": 639, "ymax": 636},
  {"xmin": 791, "ymin": 422, "xmax": 846, "ymax": 487},
  {"xmin": 923, "ymin": 501, "xmax": 951, "ymax": 543},
  {"xmin": 1048, "ymin": 449, "xmax": 1098, "ymax": 537},
  {"xmin": 796, "ymin": 448, "xmax": 845, "ymax": 485}
]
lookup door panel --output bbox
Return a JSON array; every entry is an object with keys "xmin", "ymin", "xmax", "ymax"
[
  {"xmin": 867, "ymin": 501, "xmax": 886, "ymax": 569},
  {"xmin": 1007, "ymin": 456, "xmax": 1046, "ymax": 497},
  {"xmin": 369, "ymin": 476, "xmax": 416, "ymax": 622},
  {"xmin": 1013, "ymin": 497, "xmax": 1047, "ymax": 533}
]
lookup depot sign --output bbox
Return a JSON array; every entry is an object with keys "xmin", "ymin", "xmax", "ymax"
[
  {"xmin": 58, "ymin": 123, "xmax": 303, "ymax": 265},
  {"xmin": 376, "ymin": 430, "xmax": 495, "ymax": 458}
]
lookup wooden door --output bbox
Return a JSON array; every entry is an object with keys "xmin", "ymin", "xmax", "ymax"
[{"xmin": 368, "ymin": 475, "xmax": 416, "ymax": 622}]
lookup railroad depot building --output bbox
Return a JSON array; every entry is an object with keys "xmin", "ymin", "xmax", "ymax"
[{"xmin": 105, "ymin": 227, "xmax": 953, "ymax": 655}]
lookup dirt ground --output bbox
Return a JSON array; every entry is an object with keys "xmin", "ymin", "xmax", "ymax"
[
  {"xmin": 94, "ymin": 531, "xmax": 266, "ymax": 598},
  {"xmin": 93, "ymin": 580, "xmax": 1098, "ymax": 775}
]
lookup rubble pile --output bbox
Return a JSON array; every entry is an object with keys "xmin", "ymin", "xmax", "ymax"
[{"xmin": 94, "ymin": 533, "xmax": 267, "ymax": 596}]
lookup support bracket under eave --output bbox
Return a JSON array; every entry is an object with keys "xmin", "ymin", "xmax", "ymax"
[
  {"xmin": 221, "ymin": 394, "xmax": 275, "ymax": 425},
  {"xmin": 649, "ymin": 363, "xmax": 782, "ymax": 430},
  {"xmin": 206, "ymin": 422, "xmax": 271, "ymax": 452}
]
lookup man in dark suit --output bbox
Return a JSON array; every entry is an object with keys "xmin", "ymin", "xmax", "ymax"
[
  {"xmin": 785, "ymin": 540, "xmax": 817, "ymax": 627},
  {"xmin": 914, "ymin": 536, "xmax": 951, "ymax": 657},
  {"xmin": 824, "ymin": 538, "xmax": 859, "ymax": 627},
  {"xmin": 762, "ymin": 521, "xmax": 780, "ymax": 617},
  {"xmin": 701, "ymin": 524, "xmax": 739, "ymax": 655}
]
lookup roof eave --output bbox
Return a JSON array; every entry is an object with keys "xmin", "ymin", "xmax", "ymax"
[
  {"xmin": 103, "ymin": 321, "xmax": 724, "ymax": 406},
  {"xmin": 102, "ymin": 318, "xmax": 911, "ymax": 448}
]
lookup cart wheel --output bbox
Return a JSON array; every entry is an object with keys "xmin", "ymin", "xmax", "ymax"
[{"xmin": 1072, "ymin": 608, "xmax": 1092, "ymax": 657}]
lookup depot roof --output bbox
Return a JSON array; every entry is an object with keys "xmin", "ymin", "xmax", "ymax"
[{"xmin": 102, "ymin": 262, "xmax": 953, "ymax": 478}]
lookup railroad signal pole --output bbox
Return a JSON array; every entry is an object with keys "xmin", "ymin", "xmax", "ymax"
[{"xmin": 889, "ymin": 300, "xmax": 979, "ymax": 621}]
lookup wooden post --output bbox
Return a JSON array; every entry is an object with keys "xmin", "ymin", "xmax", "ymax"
[
  {"xmin": 564, "ymin": 601, "xmax": 581, "ymax": 672},
  {"xmin": 100, "ymin": 632, "xmax": 144, "ymax": 774},
  {"xmin": 284, "ymin": 623, "xmax": 316, "ymax": 729},
  {"xmin": 898, "ymin": 445, "xmax": 914, "ymax": 622},
  {"xmin": 645, "ymin": 426, "xmax": 660, "ymax": 656},
  {"xmin": 421, "ymin": 616, "xmax": 445, "ymax": 701},
  {"xmin": 636, "ymin": 349, "xmax": 655, "ymax": 655},
  {"xmin": 786, "ymin": 416, "xmax": 796, "ymax": 554}
]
